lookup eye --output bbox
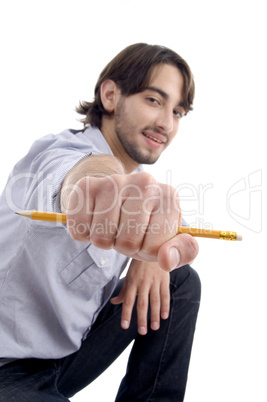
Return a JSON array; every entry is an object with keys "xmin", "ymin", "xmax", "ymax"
[
  {"xmin": 146, "ymin": 97, "xmax": 160, "ymax": 105},
  {"xmin": 173, "ymin": 109, "xmax": 184, "ymax": 119}
]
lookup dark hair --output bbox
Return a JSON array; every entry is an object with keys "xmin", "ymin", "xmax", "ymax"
[{"xmin": 76, "ymin": 43, "xmax": 195, "ymax": 129}]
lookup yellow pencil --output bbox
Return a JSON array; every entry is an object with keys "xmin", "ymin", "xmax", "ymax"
[
  {"xmin": 16, "ymin": 210, "xmax": 243, "ymax": 241},
  {"xmin": 16, "ymin": 210, "xmax": 67, "ymax": 223}
]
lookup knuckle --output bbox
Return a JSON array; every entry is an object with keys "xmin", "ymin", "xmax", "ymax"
[
  {"xmin": 73, "ymin": 177, "xmax": 87, "ymax": 194},
  {"xmin": 179, "ymin": 234, "xmax": 199, "ymax": 264},
  {"xmin": 143, "ymin": 186, "xmax": 161, "ymax": 202},
  {"xmin": 124, "ymin": 295, "xmax": 134, "ymax": 307},
  {"xmin": 162, "ymin": 184, "xmax": 180, "ymax": 211},
  {"xmin": 115, "ymin": 237, "xmax": 140, "ymax": 255},
  {"xmin": 90, "ymin": 234, "xmax": 114, "ymax": 249},
  {"xmin": 67, "ymin": 218, "xmax": 89, "ymax": 242},
  {"xmin": 68, "ymin": 228, "xmax": 80, "ymax": 241},
  {"xmin": 160, "ymin": 289, "xmax": 170, "ymax": 301},
  {"xmin": 150, "ymin": 294, "xmax": 160, "ymax": 305},
  {"xmin": 133, "ymin": 172, "xmax": 159, "ymax": 200},
  {"xmin": 137, "ymin": 171, "xmax": 156, "ymax": 187},
  {"xmin": 137, "ymin": 297, "xmax": 147, "ymax": 311},
  {"xmin": 187, "ymin": 235, "xmax": 199, "ymax": 259},
  {"xmin": 103, "ymin": 175, "xmax": 118, "ymax": 192}
]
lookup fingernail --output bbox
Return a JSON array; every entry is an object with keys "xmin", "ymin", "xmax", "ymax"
[
  {"xmin": 162, "ymin": 312, "xmax": 169, "ymax": 320},
  {"xmin": 122, "ymin": 320, "xmax": 129, "ymax": 329},
  {"xmin": 139, "ymin": 326, "xmax": 147, "ymax": 335},
  {"xmin": 169, "ymin": 247, "xmax": 180, "ymax": 270},
  {"xmin": 151, "ymin": 322, "xmax": 159, "ymax": 330}
]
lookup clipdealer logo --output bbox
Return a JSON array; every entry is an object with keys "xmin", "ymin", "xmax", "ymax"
[{"xmin": 226, "ymin": 169, "xmax": 262, "ymax": 233}]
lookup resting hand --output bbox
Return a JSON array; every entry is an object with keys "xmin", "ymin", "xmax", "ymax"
[{"xmin": 110, "ymin": 259, "xmax": 170, "ymax": 335}]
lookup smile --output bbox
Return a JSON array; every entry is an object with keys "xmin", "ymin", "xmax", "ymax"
[{"xmin": 142, "ymin": 133, "xmax": 163, "ymax": 144}]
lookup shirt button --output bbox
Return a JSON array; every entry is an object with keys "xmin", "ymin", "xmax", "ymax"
[{"xmin": 100, "ymin": 259, "xmax": 106, "ymax": 266}]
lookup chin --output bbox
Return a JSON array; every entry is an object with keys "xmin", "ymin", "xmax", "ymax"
[{"xmin": 134, "ymin": 154, "xmax": 160, "ymax": 165}]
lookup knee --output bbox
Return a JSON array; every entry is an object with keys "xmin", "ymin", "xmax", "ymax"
[
  {"xmin": 170, "ymin": 265, "xmax": 201, "ymax": 303},
  {"xmin": 188, "ymin": 266, "xmax": 201, "ymax": 302}
]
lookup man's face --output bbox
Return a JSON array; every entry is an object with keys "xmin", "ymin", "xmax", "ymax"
[{"xmin": 114, "ymin": 63, "xmax": 185, "ymax": 166}]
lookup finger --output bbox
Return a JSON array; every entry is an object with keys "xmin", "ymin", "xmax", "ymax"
[
  {"xmin": 149, "ymin": 282, "xmax": 161, "ymax": 330},
  {"xmin": 89, "ymin": 176, "xmax": 121, "ymax": 249},
  {"xmin": 157, "ymin": 233, "xmax": 199, "ymax": 272},
  {"xmin": 136, "ymin": 284, "xmax": 150, "ymax": 335},
  {"xmin": 110, "ymin": 284, "xmax": 126, "ymax": 305},
  {"xmin": 120, "ymin": 284, "xmax": 137, "ymax": 330},
  {"xmin": 137, "ymin": 183, "xmax": 181, "ymax": 259},
  {"xmin": 66, "ymin": 179, "xmax": 94, "ymax": 242},
  {"xmin": 110, "ymin": 295, "xmax": 123, "ymax": 305},
  {"xmin": 114, "ymin": 175, "xmax": 152, "ymax": 257},
  {"xmin": 160, "ymin": 275, "xmax": 170, "ymax": 320}
]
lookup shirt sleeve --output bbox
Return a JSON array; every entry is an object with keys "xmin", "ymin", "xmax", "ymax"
[
  {"xmin": 24, "ymin": 148, "xmax": 91, "ymax": 214},
  {"xmin": 9, "ymin": 133, "xmax": 92, "ymax": 215}
]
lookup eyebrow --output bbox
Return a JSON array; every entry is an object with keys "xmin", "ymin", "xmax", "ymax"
[{"xmin": 145, "ymin": 86, "xmax": 185, "ymax": 108}]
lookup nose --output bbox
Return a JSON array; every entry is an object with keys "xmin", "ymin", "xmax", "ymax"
[{"xmin": 155, "ymin": 107, "xmax": 174, "ymax": 134}]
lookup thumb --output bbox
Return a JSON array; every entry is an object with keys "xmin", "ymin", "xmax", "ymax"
[
  {"xmin": 157, "ymin": 233, "xmax": 199, "ymax": 272},
  {"xmin": 110, "ymin": 284, "xmax": 126, "ymax": 305}
]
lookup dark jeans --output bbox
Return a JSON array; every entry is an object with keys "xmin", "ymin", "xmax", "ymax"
[{"xmin": 0, "ymin": 265, "xmax": 201, "ymax": 402}]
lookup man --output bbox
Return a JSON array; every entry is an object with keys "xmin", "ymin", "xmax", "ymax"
[{"xmin": 0, "ymin": 43, "xmax": 201, "ymax": 401}]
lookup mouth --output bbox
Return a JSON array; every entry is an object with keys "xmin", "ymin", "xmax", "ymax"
[
  {"xmin": 143, "ymin": 133, "xmax": 163, "ymax": 143},
  {"xmin": 142, "ymin": 131, "xmax": 167, "ymax": 144}
]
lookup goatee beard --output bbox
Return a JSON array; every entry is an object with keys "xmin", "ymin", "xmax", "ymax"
[{"xmin": 114, "ymin": 99, "xmax": 163, "ymax": 165}]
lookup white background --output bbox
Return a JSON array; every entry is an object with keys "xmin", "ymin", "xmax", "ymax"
[{"xmin": 0, "ymin": 1, "xmax": 266, "ymax": 401}]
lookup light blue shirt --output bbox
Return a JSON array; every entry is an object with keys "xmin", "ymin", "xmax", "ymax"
[{"xmin": 0, "ymin": 127, "xmax": 138, "ymax": 366}]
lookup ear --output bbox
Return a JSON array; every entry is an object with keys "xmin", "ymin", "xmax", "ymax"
[{"xmin": 100, "ymin": 80, "xmax": 120, "ymax": 113}]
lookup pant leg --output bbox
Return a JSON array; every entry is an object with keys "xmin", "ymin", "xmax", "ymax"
[
  {"xmin": 56, "ymin": 278, "xmax": 139, "ymax": 397},
  {"xmin": 57, "ymin": 265, "xmax": 201, "ymax": 401},
  {"xmin": 0, "ymin": 359, "xmax": 69, "ymax": 401},
  {"xmin": 115, "ymin": 265, "xmax": 201, "ymax": 402}
]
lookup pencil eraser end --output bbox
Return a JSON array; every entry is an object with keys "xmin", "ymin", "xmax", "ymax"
[{"xmin": 236, "ymin": 233, "xmax": 243, "ymax": 241}]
